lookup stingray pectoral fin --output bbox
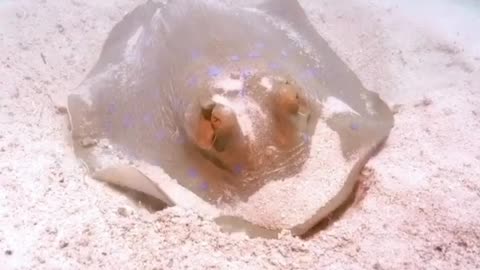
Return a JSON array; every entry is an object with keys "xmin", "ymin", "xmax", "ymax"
[
  {"xmin": 66, "ymin": 93, "xmax": 104, "ymax": 170},
  {"xmin": 93, "ymin": 165, "xmax": 281, "ymax": 238},
  {"xmin": 66, "ymin": 94, "xmax": 95, "ymax": 139},
  {"xmin": 95, "ymin": 164, "xmax": 283, "ymax": 238},
  {"xmin": 86, "ymin": 0, "xmax": 162, "ymax": 77},
  {"xmin": 93, "ymin": 165, "xmax": 175, "ymax": 206},
  {"xmin": 133, "ymin": 163, "xmax": 221, "ymax": 218},
  {"xmin": 257, "ymin": 0, "xmax": 316, "ymax": 38}
]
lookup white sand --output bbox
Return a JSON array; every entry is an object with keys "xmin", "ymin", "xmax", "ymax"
[{"xmin": 1, "ymin": 0, "xmax": 479, "ymax": 269}]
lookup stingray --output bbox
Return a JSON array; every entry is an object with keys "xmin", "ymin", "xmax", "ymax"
[{"xmin": 66, "ymin": 0, "xmax": 394, "ymax": 238}]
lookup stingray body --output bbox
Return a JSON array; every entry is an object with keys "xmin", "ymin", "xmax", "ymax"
[{"xmin": 67, "ymin": 0, "xmax": 394, "ymax": 237}]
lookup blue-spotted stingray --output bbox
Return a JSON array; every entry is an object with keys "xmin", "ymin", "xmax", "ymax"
[{"xmin": 66, "ymin": 0, "xmax": 394, "ymax": 238}]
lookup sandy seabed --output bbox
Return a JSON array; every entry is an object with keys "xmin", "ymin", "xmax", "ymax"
[{"xmin": 1, "ymin": 0, "xmax": 479, "ymax": 269}]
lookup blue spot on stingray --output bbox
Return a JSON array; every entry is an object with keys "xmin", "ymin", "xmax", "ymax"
[
  {"xmin": 233, "ymin": 164, "xmax": 243, "ymax": 175},
  {"xmin": 239, "ymin": 88, "xmax": 247, "ymax": 97},
  {"xmin": 302, "ymin": 133, "xmax": 311, "ymax": 143},
  {"xmin": 241, "ymin": 69, "xmax": 254, "ymax": 78},
  {"xmin": 187, "ymin": 168, "xmax": 199, "ymax": 178},
  {"xmin": 248, "ymin": 51, "xmax": 261, "ymax": 58},
  {"xmin": 269, "ymin": 62, "xmax": 281, "ymax": 70},
  {"xmin": 350, "ymin": 122, "xmax": 360, "ymax": 130},
  {"xmin": 187, "ymin": 76, "xmax": 198, "ymax": 87},
  {"xmin": 143, "ymin": 113, "xmax": 153, "ymax": 124},
  {"xmin": 191, "ymin": 50, "xmax": 201, "ymax": 60},
  {"xmin": 208, "ymin": 66, "xmax": 222, "ymax": 77},
  {"xmin": 123, "ymin": 115, "xmax": 134, "ymax": 129},
  {"xmin": 107, "ymin": 104, "xmax": 115, "ymax": 114},
  {"xmin": 229, "ymin": 55, "xmax": 240, "ymax": 61},
  {"xmin": 176, "ymin": 134, "xmax": 186, "ymax": 144},
  {"xmin": 199, "ymin": 182, "xmax": 209, "ymax": 191},
  {"xmin": 155, "ymin": 130, "xmax": 166, "ymax": 141},
  {"xmin": 302, "ymin": 68, "xmax": 316, "ymax": 79}
]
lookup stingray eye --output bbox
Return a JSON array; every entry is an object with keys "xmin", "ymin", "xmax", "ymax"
[
  {"xmin": 212, "ymin": 135, "xmax": 228, "ymax": 152},
  {"xmin": 211, "ymin": 133, "xmax": 218, "ymax": 145},
  {"xmin": 210, "ymin": 104, "xmax": 237, "ymax": 152},
  {"xmin": 200, "ymin": 99, "xmax": 216, "ymax": 120},
  {"xmin": 212, "ymin": 115, "xmax": 221, "ymax": 127},
  {"xmin": 195, "ymin": 114, "xmax": 216, "ymax": 150},
  {"xmin": 286, "ymin": 89, "xmax": 300, "ymax": 114},
  {"xmin": 211, "ymin": 115, "xmax": 228, "ymax": 152}
]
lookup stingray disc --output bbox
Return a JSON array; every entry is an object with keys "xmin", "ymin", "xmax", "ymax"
[{"xmin": 66, "ymin": 0, "xmax": 394, "ymax": 237}]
